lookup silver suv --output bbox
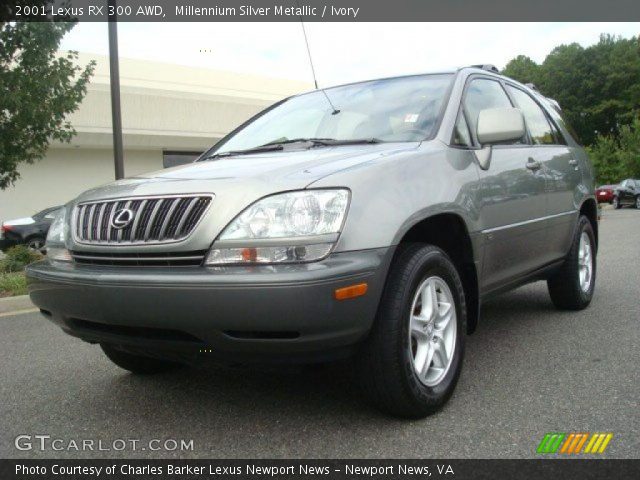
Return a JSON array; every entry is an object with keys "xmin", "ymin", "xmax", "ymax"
[{"xmin": 27, "ymin": 65, "xmax": 598, "ymax": 418}]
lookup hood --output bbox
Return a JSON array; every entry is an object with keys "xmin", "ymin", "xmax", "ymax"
[
  {"xmin": 74, "ymin": 142, "xmax": 419, "ymax": 204},
  {"xmin": 66, "ymin": 142, "xmax": 422, "ymax": 253},
  {"xmin": 144, "ymin": 142, "xmax": 419, "ymax": 182}
]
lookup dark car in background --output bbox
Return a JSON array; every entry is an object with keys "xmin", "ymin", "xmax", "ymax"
[
  {"xmin": 0, "ymin": 206, "xmax": 62, "ymax": 252},
  {"xmin": 612, "ymin": 179, "xmax": 640, "ymax": 209},
  {"xmin": 595, "ymin": 184, "xmax": 617, "ymax": 204}
]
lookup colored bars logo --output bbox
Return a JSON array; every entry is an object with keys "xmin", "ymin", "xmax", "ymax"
[{"xmin": 537, "ymin": 433, "xmax": 613, "ymax": 454}]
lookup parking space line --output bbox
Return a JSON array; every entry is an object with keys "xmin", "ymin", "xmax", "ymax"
[{"xmin": 0, "ymin": 308, "xmax": 39, "ymax": 318}]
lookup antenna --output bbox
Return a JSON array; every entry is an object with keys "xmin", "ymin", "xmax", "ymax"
[
  {"xmin": 295, "ymin": 0, "xmax": 340, "ymax": 114},
  {"xmin": 298, "ymin": 18, "xmax": 318, "ymax": 89}
]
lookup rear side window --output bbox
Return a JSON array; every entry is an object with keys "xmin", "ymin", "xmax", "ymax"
[
  {"xmin": 540, "ymin": 100, "xmax": 579, "ymax": 145},
  {"xmin": 463, "ymin": 79, "xmax": 512, "ymax": 139},
  {"xmin": 506, "ymin": 85, "xmax": 557, "ymax": 145}
]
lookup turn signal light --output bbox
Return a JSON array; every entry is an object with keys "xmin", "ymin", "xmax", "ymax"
[{"xmin": 334, "ymin": 283, "xmax": 368, "ymax": 301}]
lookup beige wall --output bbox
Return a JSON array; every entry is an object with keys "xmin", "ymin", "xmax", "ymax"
[
  {"xmin": 0, "ymin": 148, "xmax": 163, "ymax": 220},
  {"xmin": 0, "ymin": 53, "xmax": 312, "ymax": 223}
]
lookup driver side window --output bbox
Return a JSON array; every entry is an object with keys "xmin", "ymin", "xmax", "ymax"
[{"xmin": 463, "ymin": 78, "xmax": 513, "ymax": 142}]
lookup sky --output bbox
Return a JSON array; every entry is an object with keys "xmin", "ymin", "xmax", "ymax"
[{"xmin": 60, "ymin": 22, "xmax": 640, "ymax": 87}]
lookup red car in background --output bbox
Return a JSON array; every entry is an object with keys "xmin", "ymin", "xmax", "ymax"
[{"xmin": 596, "ymin": 184, "xmax": 617, "ymax": 204}]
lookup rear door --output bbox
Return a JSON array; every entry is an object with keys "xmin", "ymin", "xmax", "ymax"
[
  {"xmin": 462, "ymin": 77, "xmax": 549, "ymax": 293},
  {"xmin": 622, "ymin": 180, "xmax": 639, "ymax": 204},
  {"xmin": 504, "ymin": 84, "xmax": 579, "ymax": 262}
]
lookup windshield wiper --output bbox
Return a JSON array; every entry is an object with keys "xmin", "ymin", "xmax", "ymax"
[
  {"xmin": 203, "ymin": 137, "xmax": 381, "ymax": 160},
  {"xmin": 202, "ymin": 143, "xmax": 284, "ymax": 160},
  {"xmin": 262, "ymin": 137, "xmax": 381, "ymax": 147}
]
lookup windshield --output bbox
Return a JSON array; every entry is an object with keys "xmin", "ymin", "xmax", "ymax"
[{"xmin": 209, "ymin": 74, "xmax": 453, "ymax": 156}]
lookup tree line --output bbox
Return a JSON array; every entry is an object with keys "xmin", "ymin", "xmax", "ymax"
[{"xmin": 503, "ymin": 34, "xmax": 640, "ymax": 185}]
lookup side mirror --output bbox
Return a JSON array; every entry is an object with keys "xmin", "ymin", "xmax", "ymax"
[
  {"xmin": 474, "ymin": 108, "xmax": 525, "ymax": 170},
  {"xmin": 477, "ymin": 107, "xmax": 525, "ymax": 145}
]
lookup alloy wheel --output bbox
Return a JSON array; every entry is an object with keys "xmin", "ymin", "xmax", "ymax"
[
  {"xmin": 27, "ymin": 239, "xmax": 44, "ymax": 252},
  {"xmin": 578, "ymin": 232, "xmax": 593, "ymax": 293},
  {"xmin": 409, "ymin": 276, "xmax": 457, "ymax": 387}
]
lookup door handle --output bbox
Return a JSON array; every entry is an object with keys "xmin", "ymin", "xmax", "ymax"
[
  {"xmin": 569, "ymin": 159, "xmax": 578, "ymax": 166},
  {"xmin": 526, "ymin": 158, "xmax": 541, "ymax": 171}
]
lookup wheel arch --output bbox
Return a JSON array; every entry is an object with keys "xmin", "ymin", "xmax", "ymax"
[
  {"xmin": 579, "ymin": 198, "xmax": 598, "ymax": 250},
  {"xmin": 395, "ymin": 213, "xmax": 480, "ymax": 334}
]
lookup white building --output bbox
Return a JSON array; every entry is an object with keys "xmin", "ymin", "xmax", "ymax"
[{"xmin": 0, "ymin": 53, "xmax": 311, "ymax": 220}]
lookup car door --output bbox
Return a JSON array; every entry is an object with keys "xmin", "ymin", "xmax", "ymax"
[
  {"xmin": 462, "ymin": 77, "xmax": 549, "ymax": 293},
  {"xmin": 504, "ymin": 84, "xmax": 579, "ymax": 263},
  {"xmin": 618, "ymin": 180, "xmax": 632, "ymax": 205},
  {"xmin": 624, "ymin": 180, "xmax": 638, "ymax": 204}
]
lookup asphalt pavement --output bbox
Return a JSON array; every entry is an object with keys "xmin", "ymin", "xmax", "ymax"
[{"xmin": 1, "ymin": 208, "xmax": 638, "ymax": 459}]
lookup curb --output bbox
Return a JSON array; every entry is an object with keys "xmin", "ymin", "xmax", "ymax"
[{"xmin": 0, "ymin": 294, "xmax": 35, "ymax": 315}]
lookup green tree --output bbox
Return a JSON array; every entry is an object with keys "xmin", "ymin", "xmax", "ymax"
[
  {"xmin": 588, "ymin": 116, "xmax": 640, "ymax": 184},
  {"xmin": 502, "ymin": 55, "xmax": 540, "ymax": 84},
  {"xmin": 0, "ymin": 17, "xmax": 95, "ymax": 189},
  {"xmin": 503, "ymin": 34, "xmax": 640, "ymax": 146}
]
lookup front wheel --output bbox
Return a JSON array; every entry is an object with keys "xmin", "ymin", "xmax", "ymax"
[
  {"xmin": 547, "ymin": 216, "xmax": 596, "ymax": 310},
  {"xmin": 356, "ymin": 244, "xmax": 466, "ymax": 418},
  {"xmin": 26, "ymin": 236, "xmax": 45, "ymax": 252},
  {"xmin": 101, "ymin": 344, "xmax": 181, "ymax": 374}
]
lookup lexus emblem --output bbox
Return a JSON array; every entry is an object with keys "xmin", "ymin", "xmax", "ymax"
[{"xmin": 111, "ymin": 208, "xmax": 134, "ymax": 229}]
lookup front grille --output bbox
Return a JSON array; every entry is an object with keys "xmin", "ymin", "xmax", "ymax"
[
  {"xmin": 73, "ymin": 194, "xmax": 213, "ymax": 245},
  {"xmin": 71, "ymin": 250, "xmax": 207, "ymax": 267}
]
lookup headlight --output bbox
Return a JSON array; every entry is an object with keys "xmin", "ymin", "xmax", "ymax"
[
  {"xmin": 45, "ymin": 208, "xmax": 66, "ymax": 245},
  {"xmin": 45, "ymin": 208, "xmax": 72, "ymax": 262},
  {"xmin": 205, "ymin": 189, "xmax": 349, "ymax": 265}
]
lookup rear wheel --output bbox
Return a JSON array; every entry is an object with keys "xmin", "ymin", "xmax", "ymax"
[
  {"xmin": 356, "ymin": 244, "xmax": 466, "ymax": 418},
  {"xmin": 547, "ymin": 216, "xmax": 596, "ymax": 310},
  {"xmin": 613, "ymin": 196, "xmax": 621, "ymax": 209},
  {"xmin": 100, "ymin": 344, "xmax": 180, "ymax": 374}
]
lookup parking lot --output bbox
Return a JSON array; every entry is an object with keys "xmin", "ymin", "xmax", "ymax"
[{"xmin": 1, "ymin": 208, "xmax": 638, "ymax": 459}]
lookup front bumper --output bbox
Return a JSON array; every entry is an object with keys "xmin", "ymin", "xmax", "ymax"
[{"xmin": 26, "ymin": 248, "xmax": 393, "ymax": 363}]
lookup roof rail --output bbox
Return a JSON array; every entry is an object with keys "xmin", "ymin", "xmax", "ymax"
[{"xmin": 470, "ymin": 64, "xmax": 500, "ymax": 74}]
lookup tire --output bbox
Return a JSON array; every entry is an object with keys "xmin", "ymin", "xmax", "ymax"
[
  {"xmin": 635, "ymin": 196, "xmax": 640, "ymax": 209},
  {"xmin": 356, "ymin": 244, "xmax": 466, "ymax": 418},
  {"xmin": 26, "ymin": 236, "xmax": 45, "ymax": 252},
  {"xmin": 100, "ymin": 343, "xmax": 180, "ymax": 374},
  {"xmin": 547, "ymin": 215, "xmax": 596, "ymax": 310},
  {"xmin": 613, "ymin": 196, "xmax": 621, "ymax": 209}
]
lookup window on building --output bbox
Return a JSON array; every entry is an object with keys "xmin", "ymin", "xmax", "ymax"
[{"xmin": 162, "ymin": 151, "xmax": 203, "ymax": 168}]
